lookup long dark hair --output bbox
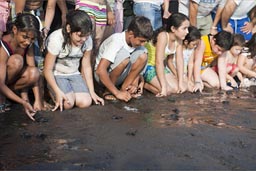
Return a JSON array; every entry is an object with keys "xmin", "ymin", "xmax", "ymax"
[
  {"xmin": 5, "ymin": 13, "xmax": 40, "ymax": 37},
  {"xmin": 152, "ymin": 13, "xmax": 189, "ymax": 45},
  {"xmin": 62, "ymin": 10, "xmax": 93, "ymax": 51}
]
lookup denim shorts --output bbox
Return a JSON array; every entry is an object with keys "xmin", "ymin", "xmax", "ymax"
[{"xmin": 51, "ymin": 74, "xmax": 89, "ymax": 94}]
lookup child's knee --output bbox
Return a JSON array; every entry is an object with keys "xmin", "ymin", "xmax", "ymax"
[
  {"xmin": 137, "ymin": 53, "xmax": 147, "ymax": 63},
  {"xmin": 77, "ymin": 98, "xmax": 92, "ymax": 108},
  {"xmin": 8, "ymin": 55, "xmax": 24, "ymax": 70},
  {"xmin": 27, "ymin": 67, "xmax": 40, "ymax": 82},
  {"xmin": 64, "ymin": 103, "xmax": 75, "ymax": 110}
]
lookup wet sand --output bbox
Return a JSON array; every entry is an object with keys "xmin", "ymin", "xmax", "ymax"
[{"xmin": 1, "ymin": 87, "xmax": 256, "ymax": 170}]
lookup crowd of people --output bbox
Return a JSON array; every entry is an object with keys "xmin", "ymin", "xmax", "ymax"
[{"xmin": 0, "ymin": 0, "xmax": 255, "ymax": 121}]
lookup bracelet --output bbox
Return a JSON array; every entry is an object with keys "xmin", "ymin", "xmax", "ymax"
[
  {"xmin": 195, "ymin": 81, "xmax": 201, "ymax": 84},
  {"xmin": 211, "ymin": 26, "xmax": 217, "ymax": 29},
  {"xmin": 42, "ymin": 27, "xmax": 50, "ymax": 32}
]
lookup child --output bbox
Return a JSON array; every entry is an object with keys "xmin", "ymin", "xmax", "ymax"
[
  {"xmin": 193, "ymin": 31, "xmax": 234, "ymax": 92},
  {"xmin": 181, "ymin": 26, "xmax": 201, "ymax": 92},
  {"xmin": 94, "ymin": 16, "xmax": 153, "ymax": 102},
  {"xmin": 143, "ymin": 13, "xmax": 190, "ymax": 97},
  {"xmin": 76, "ymin": 0, "xmax": 115, "ymax": 65},
  {"xmin": 44, "ymin": 10, "xmax": 104, "ymax": 112},
  {"xmin": 237, "ymin": 33, "xmax": 256, "ymax": 80},
  {"xmin": 215, "ymin": 34, "xmax": 245, "ymax": 88},
  {"xmin": 0, "ymin": 13, "xmax": 43, "ymax": 120}
]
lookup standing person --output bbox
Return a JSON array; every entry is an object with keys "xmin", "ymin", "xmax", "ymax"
[
  {"xmin": 76, "ymin": 0, "xmax": 115, "ymax": 66},
  {"xmin": 221, "ymin": 0, "xmax": 256, "ymax": 41},
  {"xmin": 143, "ymin": 13, "xmax": 189, "ymax": 96},
  {"xmin": 0, "ymin": 13, "xmax": 42, "ymax": 120},
  {"xmin": 123, "ymin": 0, "xmax": 135, "ymax": 31},
  {"xmin": 0, "ymin": 0, "xmax": 10, "ymax": 38},
  {"xmin": 189, "ymin": 0, "xmax": 226, "ymax": 36},
  {"xmin": 193, "ymin": 30, "xmax": 234, "ymax": 92},
  {"xmin": 94, "ymin": 16, "xmax": 153, "ymax": 102},
  {"xmin": 44, "ymin": 10, "xmax": 104, "ymax": 112},
  {"xmin": 133, "ymin": 0, "xmax": 169, "ymax": 31}
]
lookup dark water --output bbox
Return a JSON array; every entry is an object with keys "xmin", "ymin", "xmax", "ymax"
[{"xmin": 1, "ymin": 87, "xmax": 256, "ymax": 170}]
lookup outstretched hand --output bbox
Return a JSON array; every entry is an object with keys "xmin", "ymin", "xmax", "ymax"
[
  {"xmin": 91, "ymin": 92, "xmax": 104, "ymax": 106},
  {"xmin": 22, "ymin": 101, "xmax": 36, "ymax": 121},
  {"xmin": 52, "ymin": 91, "xmax": 70, "ymax": 112}
]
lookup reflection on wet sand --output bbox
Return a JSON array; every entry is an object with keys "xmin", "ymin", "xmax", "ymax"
[{"xmin": 148, "ymin": 87, "xmax": 256, "ymax": 129}]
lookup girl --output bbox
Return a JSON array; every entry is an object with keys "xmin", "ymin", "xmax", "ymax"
[
  {"xmin": 178, "ymin": 26, "xmax": 201, "ymax": 92},
  {"xmin": 0, "ymin": 13, "xmax": 43, "ymax": 120},
  {"xmin": 76, "ymin": 0, "xmax": 115, "ymax": 66},
  {"xmin": 237, "ymin": 33, "xmax": 256, "ymax": 80},
  {"xmin": 44, "ymin": 10, "xmax": 104, "ymax": 112},
  {"xmin": 218, "ymin": 34, "xmax": 245, "ymax": 88},
  {"xmin": 143, "ymin": 13, "xmax": 190, "ymax": 96}
]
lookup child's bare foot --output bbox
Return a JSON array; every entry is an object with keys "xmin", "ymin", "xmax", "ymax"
[{"xmin": 103, "ymin": 92, "xmax": 117, "ymax": 102}]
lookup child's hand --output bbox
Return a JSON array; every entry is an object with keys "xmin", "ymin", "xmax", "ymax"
[
  {"xmin": 126, "ymin": 85, "xmax": 138, "ymax": 94},
  {"xmin": 230, "ymin": 80, "xmax": 238, "ymax": 89},
  {"xmin": 33, "ymin": 99, "xmax": 43, "ymax": 112},
  {"xmin": 187, "ymin": 80, "xmax": 194, "ymax": 92},
  {"xmin": 116, "ymin": 90, "xmax": 132, "ymax": 102},
  {"xmin": 91, "ymin": 92, "xmax": 104, "ymax": 106},
  {"xmin": 137, "ymin": 82, "xmax": 144, "ymax": 95},
  {"xmin": 177, "ymin": 82, "xmax": 187, "ymax": 94},
  {"xmin": 193, "ymin": 81, "xmax": 204, "ymax": 93},
  {"xmin": 222, "ymin": 86, "xmax": 233, "ymax": 91},
  {"xmin": 22, "ymin": 101, "xmax": 36, "ymax": 121},
  {"xmin": 53, "ymin": 90, "xmax": 70, "ymax": 112},
  {"xmin": 156, "ymin": 87, "xmax": 167, "ymax": 97}
]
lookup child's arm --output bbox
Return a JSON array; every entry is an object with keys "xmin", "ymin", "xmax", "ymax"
[
  {"xmin": 0, "ymin": 45, "xmax": 36, "ymax": 120},
  {"xmin": 226, "ymin": 74, "xmax": 238, "ymax": 88},
  {"xmin": 237, "ymin": 71, "xmax": 244, "ymax": 87},
  {"xmin": 96, "ymin": 58, "xmax": 131, "ymax": 102},
  {"xmin": 81, "ymin": 50, "xmax": 104, "ymax": 105},
  {"xmin": 106, "ymin": 0, "xmax": 115, "ymax": 25},
  {"xmin": 176, "ymin": 41, "xmax": 186, "ymax": 93},
  {"xmin": 13, "ymin": 0, "xmax": 26, "ymax": 14},
  {"xmin": 155, "ymin": 32, "xmax": 169, "ymax": 96},
  {"xmin": 44, "ymin": 51, "xmax": 68, "ymax": 111},
  {"xmin": 43, "ymin": 0, "xmax": 57, "ymax": 37},
  {"xmin": 137, "ymin": 75, "xmax": 144, "ymax": 95},
  {"xmin": 218, "ymin": 52, "xmax": 233, "ymax": 90},
  {"xmin": 193, "ymin": 40, "xmax": 204, "ymax": 92},
  {"xmin": 167, "ymin": 55, "xmax": 177, "ymax": 76},
  {"xmin": 237, "ymin": 53, "xmax": 256, "ymax": 78},
  {"xmin": 187, "ymin": 51, "xmax": 194, "ymax": 82},
  {"xmin": 187, "ymin": 51, "xmax": 195, "ymax": 92},
  {"xmin": 26, "ymin": 46, "xmax": 43, "ymax": 111}
]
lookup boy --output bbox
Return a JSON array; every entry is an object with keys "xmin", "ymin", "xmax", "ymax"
[
  {"xmin": 193, "ymin": 30, "xmax": 234, "ymax": 92},
  {"xmin": 94, "ymin": 16, "xmax": 153, "ymax": 102}
]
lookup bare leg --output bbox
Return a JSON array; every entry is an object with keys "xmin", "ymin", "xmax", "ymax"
[
  {"xmin": 121, "ymin": 53, "xmax": 147, "ymax": 91},
  {"xmin": 144, "ymin": 82, "xmax": 160, "ymax": 95}
]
